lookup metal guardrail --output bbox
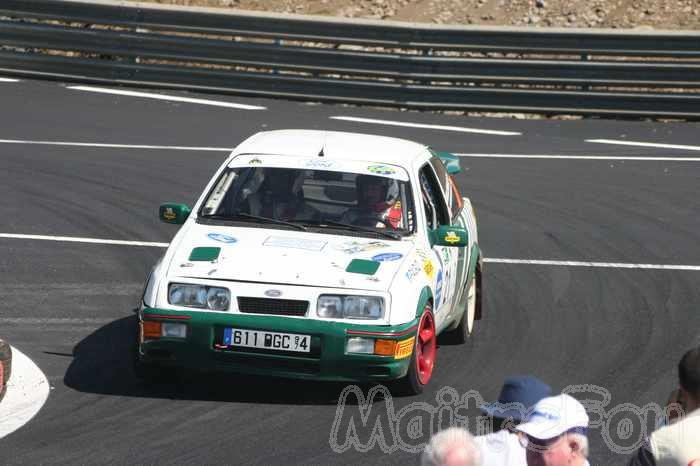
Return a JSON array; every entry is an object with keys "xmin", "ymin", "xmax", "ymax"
[{"xmin": 1, "ymin": 0, "xmax": 699, "ymax": 117}]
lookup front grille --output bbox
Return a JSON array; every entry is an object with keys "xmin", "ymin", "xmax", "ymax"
[{"xmin": 237, "ymin": 297, "xmax": 309, "ymax": 317}]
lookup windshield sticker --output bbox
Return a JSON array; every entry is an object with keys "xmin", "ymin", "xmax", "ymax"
[
  {"xmin": 304, "ymin": 159, "xmax": 336, "ymax": 169},
  {"xmin": 249, "ymin": 157, "xmax": 262, "ymax": 164},
  {"xmin": 208, "ymin": 233, "xmax": 238, "ymax": 244},
  {"xmin": 335, "ymin": 241, "xmax": 388, "ymax": 255},
  {"xmin": 367, "ymin": 164, "xmax": 396, "ymax": 175},
  {"xmin": 264, "ymin": 236, "xmax": 327, "ymax": 251},
  {"xmin": 405, "ymin": 260, "xmax": 421, "ymax": 282},
  {"xmin": 372, "ymin": 253, "xmax": 403, "ymax": 262}
]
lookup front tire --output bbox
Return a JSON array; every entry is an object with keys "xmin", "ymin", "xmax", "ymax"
[
  {"xmin": 132, "ymin": 324, "xmax": 178, "ymax": 384},
  {"xmin": 393, "ymin": 306, "xmax": 437, "ymax": 396}
]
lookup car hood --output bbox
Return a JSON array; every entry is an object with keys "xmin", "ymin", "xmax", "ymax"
[{"xmin": 166, "ymin": 223, "xmax": 415, "ymax": 292}]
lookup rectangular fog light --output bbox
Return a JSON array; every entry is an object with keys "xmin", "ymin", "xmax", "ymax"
[
  {"xmin": 161, "ymin": 322, "xmax": 187, "ymax": 338},
  {"xmin": 346, "ymin": 337, "xmax": 374, "ymax": 354}
]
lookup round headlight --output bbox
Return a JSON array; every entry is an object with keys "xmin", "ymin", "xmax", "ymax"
[
  {"xmin": 169, "ymin": 285, "xmax": 184, "ymax": 305},
  {"xmin": 317, "ymin": 295, "xmax": 343, "ymax": 318},
  {"xmin": 207, "ymin": 287, "xmax": 230, "ymax": 311},
  {"xmin": 343, "ymin": 296, "xmax": 384, "ymax": 319}
]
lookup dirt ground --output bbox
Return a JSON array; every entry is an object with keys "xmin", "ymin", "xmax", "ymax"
[{"xmin": 133, "ymin": 0, "xmax": 700, "ymax": 29}]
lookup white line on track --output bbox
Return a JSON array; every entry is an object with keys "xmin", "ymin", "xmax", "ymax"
[
  {"xmin": 0, "ymin": 139, "xmax": 234, "ymax": 151},
  {"xmin": 330, "ymin": 116, "xmax": 521, "ymax": 136},
  {"xmin": 2, "ymin": 233, "xmax": 700, "ymax": 272},
  {"xmin": 0, "ymin": 78, "xmax": 19, "ymax": 82},
  {"xmin": 0, "ymin": 346, "xmax": 50, "ymax": 440},
  {"xmin": 455, "ymin": 153, "xmax": 700, "ymax": 161},
  {"xmin": 0, "ymin": 233, "xmax": 168, "ymax": 248},
  {"xmin": 484, "ymin": 258, "xmax": 700, "ymax": 271},
  {"xmin": 67, "ymin": 85, "xmax": 267, "ymax": 110},
  {"xmin": 586, "ymin": 139, "xmax": 700, "ymax": 152}
]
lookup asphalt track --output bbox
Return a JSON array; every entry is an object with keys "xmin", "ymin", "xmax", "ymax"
[{"xmin": 1, "ymin": 78, "xmax": 700, "ymax": 465}]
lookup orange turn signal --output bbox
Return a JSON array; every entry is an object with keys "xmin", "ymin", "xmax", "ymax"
[
  {"xmin": 142, "ymin": 321, "xmax": 161, "ymax": 339},
  {"xmin": 374, "ymin": 339, "xmax": 396, "ymax": 356}
]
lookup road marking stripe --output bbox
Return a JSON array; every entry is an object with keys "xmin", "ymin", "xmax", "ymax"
[
  {"xmin": 3, "ymin": 233, "xmax": 700, "ymax": 271},
  {"xmin": 0, "ymin": 78, "xmax": 19, "ymax": 82},
  {"xmin": 0, "ymin": 233, "xmax": 168, "ymax": 248},
  {"xmin": 330, "ymin": 116, "xmax": 521, "ymax": 136},
  {"xmin": 0, "ymin": 346, "xmax": 50, "ymax": 440},
  {"xmin": 455, "ymin": 153, "xmax": 700, "ymax": 161},
  {"xmin": 0, "ymin": 139, "xmax": 234, "ymax": 151},
  {"xmin": 586, "ymin": 139, "xmax": 700, "ymax": 152},
  {"xmin": 484, "ymin": 258, "xmax": 700, "ymax": 271},
  {"xmin": 67, "ymin": 85, "xmax": 267, "ymax": 110}
]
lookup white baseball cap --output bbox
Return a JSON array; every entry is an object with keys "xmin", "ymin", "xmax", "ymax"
[{"xmin": 515, "ymin": 394, "xmax": 589, "ymax": 440}]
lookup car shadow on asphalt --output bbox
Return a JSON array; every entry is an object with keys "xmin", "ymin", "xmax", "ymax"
[{"xmin": 63, "ymin": 315, "xmax": 386, "ymax": 406}]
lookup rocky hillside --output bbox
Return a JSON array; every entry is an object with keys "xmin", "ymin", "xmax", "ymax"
[{"xmin": 135, "ymin": 0, "xmax": 700, "ymax": 29}]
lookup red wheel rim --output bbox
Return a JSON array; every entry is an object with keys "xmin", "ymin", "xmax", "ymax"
[{"xmin": 415, "ymin": 309, "xmax": 436, "ymax": 385}]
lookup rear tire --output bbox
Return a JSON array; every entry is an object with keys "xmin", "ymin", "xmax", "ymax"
[
  {"xmin": 445, "ymin": 266, "xmax": 481, "ymax": 344},
  {"xmin": 393, "ymin": 306, "xmax": 436, "ymax": 396}
]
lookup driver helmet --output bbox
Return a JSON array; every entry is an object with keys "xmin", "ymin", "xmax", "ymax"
[{"xmin": 356, "ymin": 175, "xmax": 399, "ymax": 213}]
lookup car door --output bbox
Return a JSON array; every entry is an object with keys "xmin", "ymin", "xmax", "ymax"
[
  {"xmin": 418, "ymin": 163, "xmax": 459, "ymax": 329},
  {"xmin": 428, "ymin": 155, "xmax": 471, "ymax": 309}
]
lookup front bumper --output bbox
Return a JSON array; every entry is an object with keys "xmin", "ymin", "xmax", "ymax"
[{"xmin": 137, "ymin": 308, "xmax": 417, "ymax": 382}]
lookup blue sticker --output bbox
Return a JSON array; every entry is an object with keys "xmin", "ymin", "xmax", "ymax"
[
  {"xmin": 372, "ymin": 252, "xmax": 403, "ymax": 262},
  {"xmin": 435, "ymin": 270, "xmax": 443, "ymax": 306},
  {"xmin": 223, "ymin": 328, "xmax": 232, "ymax": 345},
  {"xmin": 372, "ymin": 253, "xmax": 403, "ymax": 262},
  {"xmin": 208, "ymin": 233, "xmax": 238, "ymax": 244}
]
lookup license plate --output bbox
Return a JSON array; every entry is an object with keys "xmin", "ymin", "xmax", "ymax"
[{"xmin": 223, "ymin": 328, "xmax": 310, "ymax": 353}]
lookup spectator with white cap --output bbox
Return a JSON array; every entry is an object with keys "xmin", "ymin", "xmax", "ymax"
[
  {"xmin": 421, "ymin": 427, "xmax": 483, "ymax": 466},
  {"xmin": 474, "ymin": 375, "xmax": 552, "ymax": 466},
  {"xmin": 515, "ymin": 394, "xmax": 590, "ymax": 466}
]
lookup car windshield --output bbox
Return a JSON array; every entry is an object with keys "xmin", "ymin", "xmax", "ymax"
[{"xmin": 199, "ymin": 165, "xmax": 415, "ymax": 235}]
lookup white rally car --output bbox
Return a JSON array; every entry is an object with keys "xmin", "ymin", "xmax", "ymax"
[{"xmin": 136, "ymin": 130, "xmax": 482, "ymax": 394}]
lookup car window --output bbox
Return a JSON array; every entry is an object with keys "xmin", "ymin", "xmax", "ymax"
[
  {"xmin": 199, "ymin": 166, "xmax": 415, "ymax": 233},
  {"xmin": 428, "ymin": 155, "xmax": 462, "ymax": 221},
  {"xmin": 418, "ymin": 164, "xmax": 450, "ymax": 230}
]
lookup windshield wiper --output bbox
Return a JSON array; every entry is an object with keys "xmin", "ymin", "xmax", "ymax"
[
  {"xmin": 201, "ymin": 213, "xmax": 307, "ymax": 231},
  {"xmin": 306, "ymin": 219, "xmax": 401, "ymax": 240}
]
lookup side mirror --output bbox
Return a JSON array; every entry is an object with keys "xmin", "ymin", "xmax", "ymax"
[
  {"xmin": 434, "ymin": 151, "xmax": 461, "ymax": 175},
  {"xmin": 159, "ymin": 203, "xmax": 191, "ymax": 225},
  {"xmin": 431, "ymin": 225, "xmax": 468, "ymax": 247}
]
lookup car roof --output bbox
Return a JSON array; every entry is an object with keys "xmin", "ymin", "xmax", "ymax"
[{"xmin": 231, "ymin": 129, "xmax": 428, "ymax": 168}]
